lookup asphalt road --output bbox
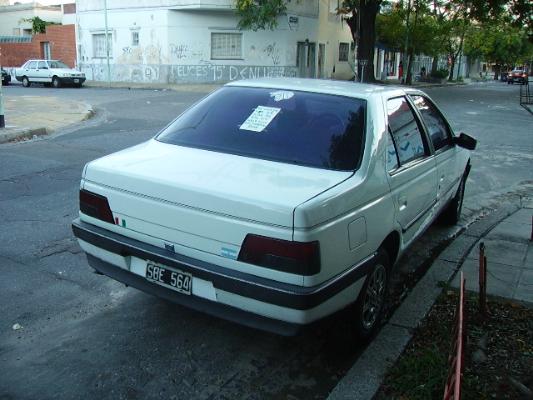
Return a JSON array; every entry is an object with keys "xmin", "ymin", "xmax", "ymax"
[{"xmin": 0, "ymin": 81, "xmax": 531, "ymax": 400}]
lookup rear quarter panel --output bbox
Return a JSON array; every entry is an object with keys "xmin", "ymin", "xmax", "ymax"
[{"xmin": 294, "ymin": 95, "xmax": 397, "ymax": 286}]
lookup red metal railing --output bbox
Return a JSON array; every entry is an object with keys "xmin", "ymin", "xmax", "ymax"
[{"xmin": 443, "ymin": 272, "xmax": 465, "ymax": 400}]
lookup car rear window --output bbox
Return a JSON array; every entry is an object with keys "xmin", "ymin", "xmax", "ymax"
[{"xmin": 156, "ymin": 86, "xmax": 366, "ymax": 171}]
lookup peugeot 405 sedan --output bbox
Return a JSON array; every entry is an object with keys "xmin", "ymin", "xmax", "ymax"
[{"xmin": 72, "ymin": 78, "xmax": 476, "ymax": 337}]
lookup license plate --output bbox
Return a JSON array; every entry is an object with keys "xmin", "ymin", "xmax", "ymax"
[
  {"xmin": 74, "ymin": 79, "xmax": 79, "ymax": 83},
  {"xmin": 145, "ymin": 262, "xmax": 192, "ymax": 295}
]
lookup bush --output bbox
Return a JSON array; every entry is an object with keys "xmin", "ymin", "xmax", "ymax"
[{"xmin": 430, "ymin": 68, "xmax": 449, "ymax": 79}]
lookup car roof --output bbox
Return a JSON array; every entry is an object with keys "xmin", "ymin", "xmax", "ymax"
[{"xmin": 226, "ymin": 78, "xmax": 410, "ymax": 100}]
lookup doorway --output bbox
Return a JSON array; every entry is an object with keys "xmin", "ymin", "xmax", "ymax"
[{"xmin": 297, "ymin": 41, "xmax": 316, "ymax": 78}]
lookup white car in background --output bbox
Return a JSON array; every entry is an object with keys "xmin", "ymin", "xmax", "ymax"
[
  {"xmin": 15, "ymin": 59, "xmax": 86, "ymax": 88},
  {"xmin": 72, "ymin": 78, "xmax": 476, "ymax": 337}
]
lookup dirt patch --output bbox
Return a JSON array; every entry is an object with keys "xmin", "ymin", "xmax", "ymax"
[{"xmin": 376, "ymin": 290, "xmax": 533, "ymax": 400}]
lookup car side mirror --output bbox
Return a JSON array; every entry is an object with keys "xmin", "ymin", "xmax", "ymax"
[{"xmin": 453, "ymin": 132, "xmax": 477, "ymax": 150}]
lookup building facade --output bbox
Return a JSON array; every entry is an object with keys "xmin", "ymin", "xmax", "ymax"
[
  {"xmin": 75, "ymin": 0, "xmax": 355, "ymax": 83},
  {"xmin": 0, "ymin": 24, "xmax": 76, "ymax": 68},
  {"xmin": 0, "ymin": 2, "xmax": 63, "ymax": 37}
]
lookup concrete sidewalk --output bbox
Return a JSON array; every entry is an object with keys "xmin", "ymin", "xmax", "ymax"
[
  {"xmin": 0, "ymin": 94, "xmax": 93, "ymax": 144},
  {"xmin": 328, "ymin": 188, "xmax": 533, "ymax": 400}
]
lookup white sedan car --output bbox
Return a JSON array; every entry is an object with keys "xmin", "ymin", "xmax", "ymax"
[
  {"xmin": 15, "ymin": 59, "xmax": 86, "ymax": 88},
  {"xmin": 72, "ymin": 79, "xmax": 476, "ymax": 336}
]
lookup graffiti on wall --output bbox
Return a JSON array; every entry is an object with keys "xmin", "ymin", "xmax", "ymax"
[
  {"xmin": 263, "ymin": 43, "xmax": 281, "ymax": 65},
  {"xmin": 170, "ymin": 64, "xmax": 296, "ymax": 82},
  {"xmin": 169, "ymin": 44, "xmax": 189, "ymax": 60},
  {"xmin": 81, "ymin": 63, "xmax": 298, "ymax": 84}
]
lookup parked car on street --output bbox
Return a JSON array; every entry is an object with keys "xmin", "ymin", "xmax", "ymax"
[
  {"xmin": 507, "ymin": 69, "xmax": 528, "ymax": 84},
  {"xmin": 1, "ymin": 67, "xmax": 11, "ymax": 85},
  {"xmin": 15, "ymin": 59, "xmax": 86, "ymax": 88},
  {"xmin": 72, "ymin": 79, "xmax": 476, "ymax": 337}
]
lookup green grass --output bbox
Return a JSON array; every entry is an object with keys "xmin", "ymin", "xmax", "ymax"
[{"xmin": 385, "ymin": 344, "xmax": 448, "ymax": 399}]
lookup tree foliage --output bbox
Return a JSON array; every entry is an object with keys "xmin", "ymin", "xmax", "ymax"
[
  {"xmin": 464, "ymin": 21, "xmax": 532, "ymax": 67},
  {"xmin": 235, "ymin": 0, "xmax": 287, "ymax": 31},
  {"xmin": 22, "ymin": 17, "xmax": 57, "ymax": 34}
]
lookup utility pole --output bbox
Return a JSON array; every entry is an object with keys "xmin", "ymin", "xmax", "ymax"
[
  {"xmin": 104, "ymin": 0, "xmax": 111, "ymax": 87},
  {"xmin": 0, "ymin": 59, "xmax": 4, "ymax": 128}
]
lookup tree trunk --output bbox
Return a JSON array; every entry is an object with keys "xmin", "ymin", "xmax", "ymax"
[
  {"xmin": 431, "ymin": 56, "xmax": 438, "ymax": 74},
  {"xmin": 493, "ymin": 64, "xmax": 500, "ymax": 80},
  {"xmin": 448, "ymin": 56, "xmax": 455, "ymax": 81},
  {"xmin": 406, "ymin": 47, "xmax": 415, "ymax": 85},
  {"xmin": 357, "ymin": 1, "xmax": 381, "ymax": 83},
  {"xmin": 405, "ymin": 0, "xmax": 420, "ymax": 85}
]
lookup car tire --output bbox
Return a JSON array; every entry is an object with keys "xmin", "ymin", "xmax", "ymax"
[
  {"xmin": 52, "ymin": 77, "xmax": 61, "ymax": 88},
  {"xmin": 22, "ymin": 76, "xmax": 30, "ymax": 87},
  {"xmin": 352, "ymin": 249, "xmax": 390, "ymax": 340},
  {"xmin": 440, "ymin": 172, "xmax": 467, "ymax": 225},
  {"xmin": 2, "ymin": 80, "xmax": 8, "ymax": 86}
]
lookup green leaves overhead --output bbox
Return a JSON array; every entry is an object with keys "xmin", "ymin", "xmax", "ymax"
[
  {"xmin": 376, "ymin": 0, "xmax": 532, "ymax": 66},
  {"xmin": 464, "ymin": 22, "xmax": 532, "ymax": 65},
  {"xmin": 235, "ymin": 0, "xmax": 287, "ymax": 31}
]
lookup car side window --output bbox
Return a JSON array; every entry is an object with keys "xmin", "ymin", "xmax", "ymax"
[
  {"xmin": 386, "ymin": 132, "xmax": 399, "ymax": 172},
  {"xmin": 27, "ymin": 61, "xmax": 37, "ymax": 69},
  {"xmin": 387, "ymin": 97, "xmax": 426, "ymax": 165},
  {"xmin": 410, "ymin": 95, "xmax": 452, "ymax": 152},
  {"xmin": 38, "ymin": 61, "xmax": 47, "ymax": 69}
]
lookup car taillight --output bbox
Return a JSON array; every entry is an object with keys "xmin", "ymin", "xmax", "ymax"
[
  {"xmin": 238, "ymin": 234, "xmax": 320, "ymax": 274},
  {"xmin": 79, "ymin": 189, "xmax": 114, "ymax": 223},
  {"xmin": 522, "ymin": 74, "xmax": 527, "ymax": 77}
]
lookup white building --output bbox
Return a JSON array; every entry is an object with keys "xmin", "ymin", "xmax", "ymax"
[
  {"xmin": 75, "ymin": 0, "xmax": 355, "ymax": 83},
  {"xmin": 0, "ymin": 2, "xmax": 63, "ymax": 37}
]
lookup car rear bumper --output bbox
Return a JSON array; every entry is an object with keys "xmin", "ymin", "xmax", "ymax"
[{"xmin": 72, "ymin": 218, "xmax": 373, "ymax": 335}]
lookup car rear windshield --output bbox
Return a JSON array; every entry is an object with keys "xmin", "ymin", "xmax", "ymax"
[{"xmin": 156, "ymin": 86, "xmax": 366, "ymax": 171}]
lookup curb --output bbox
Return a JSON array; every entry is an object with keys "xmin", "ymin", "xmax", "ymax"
[
  {"xmin": 83, "ymin": 80, "xmax": 471, "ymax": 92},
  {"xmin": 327, "ymin": 202, "xmax": 522, "ymax": 400},
  {"xmin": 83, "ymin": 81, "xmax": 222, "ymax": 93},
  {"xmin": 0, "ymin": 127, "xmax": 48, "ymax": 144}
]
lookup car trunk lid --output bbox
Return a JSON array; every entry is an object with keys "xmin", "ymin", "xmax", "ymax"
[{"xmin": 83, "ymin": 140, "xmax": 352, "ymax": 229}]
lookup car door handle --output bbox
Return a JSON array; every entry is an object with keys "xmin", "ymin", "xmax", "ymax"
[{"xmin": 399, "ymin": 196, "xmax": 407, "ymax": 211}]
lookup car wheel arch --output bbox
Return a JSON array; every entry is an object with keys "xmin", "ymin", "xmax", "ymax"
[{"xmin": 379, "ymin": 230, "xmax": 400, "ymax": 266}]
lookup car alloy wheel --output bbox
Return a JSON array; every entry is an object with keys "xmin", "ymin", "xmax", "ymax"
[
  {"xmin": 361, "ymin": 263, "xmax": 387, "ymax": 330},
  {"xmin": 353, "ymin": 249, "xmax": 390, "ymax": 339},
  {"xmin": 22, "ymin": 77, "xmax": 30, "ymax": 87},
  {"xmin": 52, "ymin": 77, "xmax": 61, "ymax": 88}
]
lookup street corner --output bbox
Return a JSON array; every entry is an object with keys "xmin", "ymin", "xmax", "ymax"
[{"xmin": 0, "ymin": 95, "xmax": 94, "ymax": 144}]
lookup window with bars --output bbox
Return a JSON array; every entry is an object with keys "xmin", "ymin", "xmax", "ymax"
[
  {"xmin": 92, "ymin": 33, "xmax": 112, "ymax": 58},
  {"xmin": 132, "ymin": 31, "xmax": 139, "ymax": 46},
  {"xmin": 339, "ymin": 42, "xmax": 349, "ymax": 62},
  {"xmin": 211, "ymin": 33, "xmax": 242, "ymax": 60}
]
